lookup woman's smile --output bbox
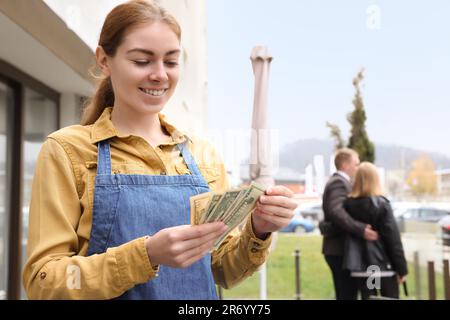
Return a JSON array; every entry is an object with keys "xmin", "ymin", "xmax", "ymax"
[{"xmin": 138, "ymin": 87, "xmax": 168, "ymax": 97}]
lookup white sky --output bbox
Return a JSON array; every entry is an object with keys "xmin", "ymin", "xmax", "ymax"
[{"xmin": 208, "ymin": 0, "xmax": 450, "ymax": 159}]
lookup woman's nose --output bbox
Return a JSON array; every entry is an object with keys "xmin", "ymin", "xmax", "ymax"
[{"xmin": 149, "ymin": 61, "xmax": 168, "ymax": 82}]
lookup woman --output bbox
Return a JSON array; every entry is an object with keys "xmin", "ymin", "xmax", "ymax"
[
  {"xmin": 343, "ymin": 162, "xmax": 408, "ymax": 299},
  {"xmin": 22, "ymin": 0, "xmax": 296, "ymax": 300}
]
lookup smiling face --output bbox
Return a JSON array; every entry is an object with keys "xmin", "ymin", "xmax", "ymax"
[{"xmin": 97, "ymin": 21, "xmax": 181, "ymax": 115}]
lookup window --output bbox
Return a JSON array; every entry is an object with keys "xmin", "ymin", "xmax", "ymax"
[
  {"xmin": 0, "ymin": 59, "xmax": 59, "ymax": 299},
  {"xmin": 21, "ymin": 87, "xmax": 58, "ymax": 299}
]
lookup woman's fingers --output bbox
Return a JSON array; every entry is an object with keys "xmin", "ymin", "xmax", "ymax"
[
  {"xmin": 254, "ymin": 209, "xmax": 292, "ymax": 226},
  {"xmin": 258, "ymin": 195, "xmax": 297, "ymax": 210},
  {"xmin": 174, "ymin": 224, "xmax": 227, "ymax": 253},
  {"xmin": 256, "ymin": 202, "xmax": 294, "ymax": 218},
  {"xmin": 265, "ymin": 185, "xmax": 294, "ymax": 198},
  {"xmin": 147, "ymin": 222, "xmax": 227, "ymax": 267},
  {"xmin": 174, "ymin": 222, "xmax": 226, "ymax": 242},
  {"xmin": 176, "ymin": 237, "xmax": 218, "ymax": 268}
]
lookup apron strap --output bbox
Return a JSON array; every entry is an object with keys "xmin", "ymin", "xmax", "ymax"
[
  {"xmin": 96, "ymin": 140, "xmax": 112, "ymax": 175},
  {"xmin": 177, "ymin": 141, "xmax": 203, "ymax": 177}
]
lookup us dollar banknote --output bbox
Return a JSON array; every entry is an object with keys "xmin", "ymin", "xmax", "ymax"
[{"xmin": 189, "ymin": 182, "xmax": 266, "ymax": 249}]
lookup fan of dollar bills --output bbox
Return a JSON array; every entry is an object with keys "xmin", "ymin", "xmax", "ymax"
[{"xmin": 190, "ymin": 181, "xmax": 266, "ymax": 249}]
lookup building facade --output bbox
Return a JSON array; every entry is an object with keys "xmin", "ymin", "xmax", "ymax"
[
  {"xmin": 436, "ymin": 169, "xmax": 450, "ymax": 196},
  {"xmin": 0, "ymin": 0, "xmax": 207, "ymax": 299}
]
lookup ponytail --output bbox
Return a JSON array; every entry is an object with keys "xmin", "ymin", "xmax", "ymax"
[{"xmin": 80, "ymin": 77, "xmax": 114, "ymax": 125}]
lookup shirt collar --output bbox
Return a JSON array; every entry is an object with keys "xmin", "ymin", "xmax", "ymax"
[
  {"xmin": 90, "ymin": 107, "xmax": 191, "ymax": 145},
  {"xmin": 336, "ymin": 170, "xmax": 351, "ymax": 182}
]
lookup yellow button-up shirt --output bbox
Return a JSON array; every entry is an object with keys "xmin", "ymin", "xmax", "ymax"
[{"xmin": 23, "ymin": 107, "xmax": 272, "ymax": 299}]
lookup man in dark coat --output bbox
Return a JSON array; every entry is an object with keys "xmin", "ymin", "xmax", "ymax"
[{"xmin": 320, "ymin": 148, "xmax": 379, "ymax": 300}]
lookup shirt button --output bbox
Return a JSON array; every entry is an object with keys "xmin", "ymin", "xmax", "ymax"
[{"xmin": 40, "ymin": 272, "xmax": 47, "ymax": 280}]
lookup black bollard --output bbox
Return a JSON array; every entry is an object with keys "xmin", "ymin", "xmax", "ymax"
[
  {"xmin": 294, "ymin": 249, "xmax": 301, "ymax": 300},
  {"xmin": 428, "ymin": 261, "xmax": 436, "ymax": 300},
  {"xmin": 443, "ymin": 259, "xmax": 450, "ymax": 300}
]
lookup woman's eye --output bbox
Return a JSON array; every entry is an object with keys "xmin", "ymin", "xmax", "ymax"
[
  {"xmin": 133, "ymin": 60, "xmax": 149, "ymax": 66},
  {"xmin": 133, "ymin": 60, "xmax": 178, "ymax": 67},
  {"xmin": 165, "ymin": 61, "xmax": 179, "ymax": 67}
]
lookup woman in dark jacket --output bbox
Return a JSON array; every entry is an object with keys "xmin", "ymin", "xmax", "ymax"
[{"xmin": 343, "ymin": 162, "xmax": 408, "ymax": 299}]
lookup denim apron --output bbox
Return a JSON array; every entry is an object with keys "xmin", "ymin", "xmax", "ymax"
[{"xmin": 87, "ymin": 139, "xmax": 218, "ymax": 300}]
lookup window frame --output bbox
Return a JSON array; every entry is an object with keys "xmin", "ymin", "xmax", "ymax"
[{"xmin": 0, "ymin": 58, "xmax": 60, "ymax": 300}]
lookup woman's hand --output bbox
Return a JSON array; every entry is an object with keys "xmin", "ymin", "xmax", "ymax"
[
  {"xmin": 145, "ymin": 222, "xmax": 227, "ymax": 268},
  {"xmin": 251, "ymin": 185, "xmax": 297, "ymax": 239}
]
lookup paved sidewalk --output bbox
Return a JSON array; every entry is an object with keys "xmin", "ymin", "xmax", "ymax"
[{"xmin": 402, "ymin": 233, "xmax": 450, "ymax": 272}]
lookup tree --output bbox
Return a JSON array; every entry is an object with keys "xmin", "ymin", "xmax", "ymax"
[
  {"xmin": 347, "ymin": 69, "xmax": 375, "ymax": 162},
  {"xmin": 326, "ymin": 121, "xmax": 344, "ymax": 150},
  {"xmin": 406, "ymin": 155, "xmax": 437, "ymax": 198},
  {"xmin": 326, "ymin": 68, "xmax": 375, "ymax": 163}
]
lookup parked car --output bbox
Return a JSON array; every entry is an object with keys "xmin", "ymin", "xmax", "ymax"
[
  {"xmin": 300, "ymin": 204, "xmax": 324, "ymax": 221},
  {"xmin": 280, "ymin": 207, "xmax": 315, "ymax": 233},
  {"xmin": 396, "ymin": 207, "xmax": 450, "ymax": 222},
  {"xmin": 438, "ymin": 215, "xmax": 450, "ymax": 246},
  {"xmin": 391, "ymin": 201, "xmax": 420, "ymax": 218},
  {"xmin": 395, "ymin": 206, "xmax": 450, "ymax": 233}
]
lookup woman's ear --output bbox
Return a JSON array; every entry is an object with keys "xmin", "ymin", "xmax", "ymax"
[{"xmin": 96, "ymin": 46, "xmax": 111, "ymax": 77}]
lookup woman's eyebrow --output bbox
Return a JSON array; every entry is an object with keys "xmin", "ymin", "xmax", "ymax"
[{"xmin": 126, "ymin": 48, "xmax": 181, "ymax": 56}]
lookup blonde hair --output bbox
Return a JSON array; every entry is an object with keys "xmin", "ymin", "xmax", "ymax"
[
  {"xmin": 334, "ymin": 148, "xmax": 358, "ymax": 170},
  {"xmin": 349, "ymin": 162, "xmax": 384, "ymax": 198},
  {"xmin": 80, "ymin": 0, "xmax": 181, "ymax": 125}
]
